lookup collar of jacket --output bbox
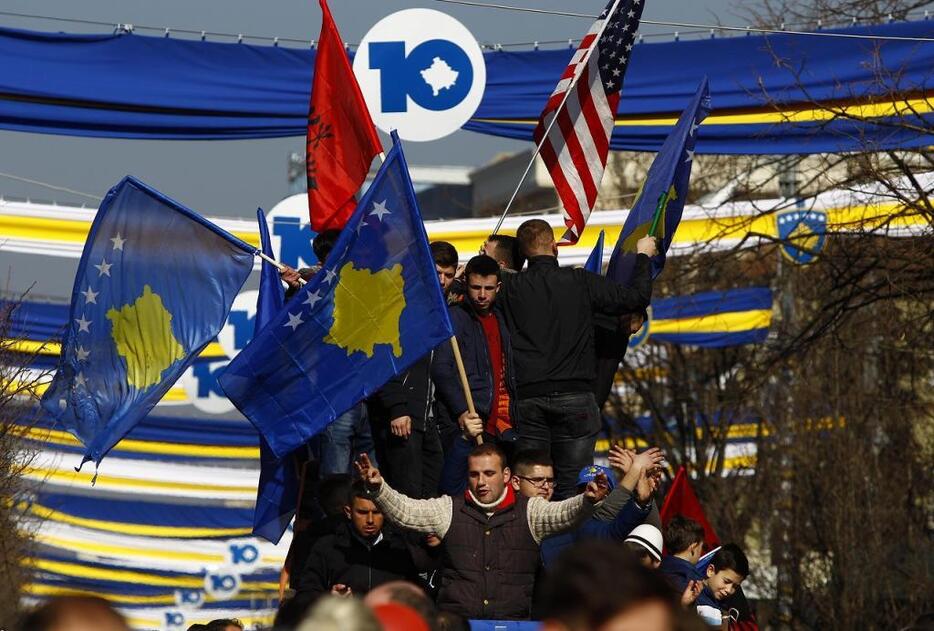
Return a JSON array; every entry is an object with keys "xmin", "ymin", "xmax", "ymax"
[
  {"xmin": 465, "ymin": 484, "xmax": 516, "ymax": 513},
  {"xmin": 527, "ymin": 255, "xmax": 559, "ymax": 268}
]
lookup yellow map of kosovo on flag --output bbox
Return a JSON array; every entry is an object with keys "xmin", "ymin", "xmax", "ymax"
[
  {"xmin": 106, "ymin": 285, "xmax": 185, "ymax": 389},
  {"xmin": 324, "ymin": 262, "xmax": 405, "ymax": 357}
]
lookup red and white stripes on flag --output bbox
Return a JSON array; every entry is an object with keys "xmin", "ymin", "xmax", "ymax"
[{"xmin": 533, "ymin": 0, "xmax": 644, "ymax": 245}]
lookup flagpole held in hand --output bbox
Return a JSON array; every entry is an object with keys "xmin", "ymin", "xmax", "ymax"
[{"xmin": 449, "ymin": 336, "xmax": 483, "ymax": 445}]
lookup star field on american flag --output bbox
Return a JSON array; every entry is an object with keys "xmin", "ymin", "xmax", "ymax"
[{"xmin": 533, "ymin": 0, "xmax": 645, "ymax": 245}]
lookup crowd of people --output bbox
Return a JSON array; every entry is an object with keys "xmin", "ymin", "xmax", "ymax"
[{"xmin": 19, "ymin": 221, "xmax": 757, "ymax": 630}]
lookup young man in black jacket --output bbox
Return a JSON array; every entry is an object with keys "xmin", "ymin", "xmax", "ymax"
[
  {"xmin": 497, "ymin": 219, "xmax": 657, "ymax": 499},
  {"xmin": 370, "ymin": 241, "xmax": 458, "ymax": 499},
  {"xmin": 293, "ymin": 480, "xmax": 421, "ymax": 599},
  {"xmin": 433, "ymin": 255, "xmax": 517, "ymax": 452}
]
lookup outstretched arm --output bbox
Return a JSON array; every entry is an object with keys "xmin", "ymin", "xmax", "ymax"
[
  {"xmin": 526, "ymin": 473, "xmax": 611, "ymax": 543},
  {"xmin": 355, "ymin": 454, "xmax": 454, "ymax": 537}
]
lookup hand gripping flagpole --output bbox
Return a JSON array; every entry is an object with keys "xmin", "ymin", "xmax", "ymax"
[
  {"xmin": 256, "ymin": 150, "xmax": 387, "ymax": 285},
  {"xmin": 490, "ymin": 0, "xmax": 626, "ymax": 237},
  {"xmin": 449, "ymin": 336, "xmax": 483, "ymax": 445}
]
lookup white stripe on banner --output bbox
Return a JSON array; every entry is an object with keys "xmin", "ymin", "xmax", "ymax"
[
  {"xmin": 30, "ymin": 520, "xmax": 288, "ymax": 573},
  {"xmin": 29, "ymin": 449, "xmax": 260, "ymax": 501}
]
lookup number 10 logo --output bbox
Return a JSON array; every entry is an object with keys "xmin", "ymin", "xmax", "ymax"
[{"xmin": 354, "ymin": 9, "xmax": 486, "ymax": 142}]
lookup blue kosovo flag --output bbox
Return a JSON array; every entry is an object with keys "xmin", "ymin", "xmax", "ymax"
[
  {"xmin": 40, "ymin": 177, "xmax": 255, "ymax": 467},
  {"xmin": 584, "ymin": 229, "xmax": 606, "ymax": 274},
  {"xmin": 607, "ymin": 78, "xmax": 711, "ymax": 284},
  {"xmin": 251, "ymin": 208, "xmax": 300, "ymax": 544},
  {"xmin": 219, "ymin": 132, "xmax": 454, "ymax": 460}
]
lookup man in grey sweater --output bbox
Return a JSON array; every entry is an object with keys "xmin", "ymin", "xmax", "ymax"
[{"xmin": 354, "ymin": 444, "xmax": 609, "ymax": 620}]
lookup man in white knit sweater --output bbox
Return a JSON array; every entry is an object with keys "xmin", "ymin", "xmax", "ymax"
[{"xmin": 354, "ymin": 443, "xmax": 609, "ymax": 620}]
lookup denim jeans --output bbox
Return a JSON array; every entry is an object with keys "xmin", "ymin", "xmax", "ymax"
[
  {"xmin": 315, "ymin": 403, "xmax": 377, "ymax": 476},
  {"xmin": 384, "ymin": 418, "xmax": 444, "ymax": 499},
  {"xmin": 516, "ymin": 391, "xmax": 601, "ymax": 500}
]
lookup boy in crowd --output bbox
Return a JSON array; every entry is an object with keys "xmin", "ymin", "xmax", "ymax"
[
  {"xmin": 660, "ymin": 516, "xmax": 707, "ymax": 594},
  {"xmin": 695, "ymin": 544, "xmax": 750, "ymax": 615}
]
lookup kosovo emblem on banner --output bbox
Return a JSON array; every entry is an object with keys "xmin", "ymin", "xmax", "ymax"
[
  {"xmin": 776, "ymin": 208, "xmax": 827, "ymax": 265},
  {"xmin": 627, "ymin": 305, "xmax": 652, "ymax": 350}
]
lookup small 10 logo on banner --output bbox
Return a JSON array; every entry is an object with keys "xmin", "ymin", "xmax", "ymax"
[{"xmin": 354, "ymin": 8, "xmax": 486, "ymax": 142}]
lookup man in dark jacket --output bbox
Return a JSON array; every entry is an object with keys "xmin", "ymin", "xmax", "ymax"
[
  {"xmin": 294, "ymin": 480, "xmax": 421, "ymax": 599},
  {"xmin": 370, "ymin": 241, "xmax": 458, "ymax": 498},
  {"xmin": 497, "ymin": 219, "xmax": 657, "ymax": 499},
  {"xmin": 433, "ymin": 255, "xmax": 518, "ymax": 452}
]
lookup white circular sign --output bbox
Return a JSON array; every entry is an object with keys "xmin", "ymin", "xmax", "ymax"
[{"xmin": 354, "ymin": 8, "xmax": 486, "ymax": 142}]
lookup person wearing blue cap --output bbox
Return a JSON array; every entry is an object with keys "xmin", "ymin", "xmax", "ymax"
[{"xmin": 540, "ymin": 449, "xmax": 664, "ymax": 567}]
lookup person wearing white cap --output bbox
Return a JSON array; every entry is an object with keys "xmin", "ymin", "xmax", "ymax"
[{"xmin": 624, "ymin": 523, "xmax": 664, "ymax": 569}]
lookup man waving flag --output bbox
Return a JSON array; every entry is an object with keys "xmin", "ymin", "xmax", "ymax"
[
  {"xmin": 220, "ymin": 132, "xmax": 453, "ymax": 460},
  {"xmin": 534, "ymin": 0, "xmax": 645, "ymax": 245}
]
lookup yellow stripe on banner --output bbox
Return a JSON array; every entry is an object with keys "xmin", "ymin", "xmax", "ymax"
[
  {"xmin": 8, "ymin": 339, "xmax": 227, "ymax": 359},
  {"xmin": 471, "ymin": 96, "xmax": 934, "ymax": 128},
  {"xmin": 18, "ymin": 426, "xmax": 259, "ymax": 460},
  {"xmin": 2, "ymin": 202, "xmax": 922, "ymax": 272},
  {"xmin": 0, "ymin": 214, "xmax": 261, "ymax": 249},
  {"xmin": 37, "ymin": 534, "xmax": 223, "ymax": 563},
  {"xmin": 650, "ymin": 309, "xmax": 772, "ymax": 336},
  {"xmin": 14, "ymin": 379, "xmax": 189, "ymax": 403},
  {"xmin": 23, "ymin": 583, "xmax": 276, "ymax": 606},
  {"xmin": 21, "ymin": 502, "xmax": 253, "ymax": 538},
  {"xmin": 22, "ymin": 467, "xmax": 256, "ymax": 497},
  {"xmin": 26, "ymin": 558, "xmax": 203, "ymax": 588}
]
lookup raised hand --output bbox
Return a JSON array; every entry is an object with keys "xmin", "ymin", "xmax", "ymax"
[
  {"xmin": 635, "ymin": 465, "xmax": 661, "ymax": 504},
  {"xmin": 632, "ymin": 447, "xmax": 665, "ymax": 474},
  {"xmin": 354, "ymin": 453, "xmax": 383, "ymax": 491},
  {"xmin": 608, "ymin": 444, "xmax": 635, "ymax": 473},
  {"xmin": 584, "ymin": 472, "xmax": 611, "ymax": 504},
  {"xmin": 636, "ymin": 235, "xmax": 659, "ymax": 257}
]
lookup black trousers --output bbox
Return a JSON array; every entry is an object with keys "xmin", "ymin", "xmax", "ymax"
[
  {"xmin": 383, "ymin": 418, "xmax": 444, "ymax": 499},
  {"xmin": 516, "ymin": 391, "xmax": 601, "ymax": 500}
]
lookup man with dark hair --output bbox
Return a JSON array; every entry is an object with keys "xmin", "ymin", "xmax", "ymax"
[
  {"xmin": 433, "ymin": 254, "xmax": 517, "ymax": 452},
  {"xmin": 371, "ymin": 241, "xmax": 458, "ymax": 498},
  {"xmin": 483, "ymin": 234, "xmax": 525, "ymax": 272},
  {"xmin": 498, "ymin": 218, "xmax": 656, "ymax": 499},
  {"xmin": 204, "ymin": 620, "xmax": 243, "ymax": 631},
  {"xmin": 660, "ymin": 516, "xmax": 707, "ymax": 596},
  {"xmin": 294, "ymin": 480, "xmax": 421, "ymax": 599},
  {"xmin": 510, "ymin": 449, "xmax": 556, "ymax": 501},
  {"xmin": 355, "ymin": 444, "xmax": 609, "ymax": 620},
  {"xmin": 539, "ymin": 541, "xmax": 704, "ymax": 631},
  {"xmin": 285, "ymin": 474, "xmax": 356, "ymax": 592},
  {"xmin": 430, "ymin": 240, "xmax": 459, "ymax": 294}
]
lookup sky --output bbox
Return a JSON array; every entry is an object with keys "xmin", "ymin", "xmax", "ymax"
[{"xmin": 0, "ymin": 0, "xmax": 744, "ymax": 217}]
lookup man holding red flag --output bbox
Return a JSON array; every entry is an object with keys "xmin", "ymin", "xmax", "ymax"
[{"xmin": 306, "ymin": 0, "xmax": 383, "ymax": 232}]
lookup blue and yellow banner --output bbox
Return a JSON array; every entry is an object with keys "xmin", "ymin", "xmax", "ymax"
[{"xmin": 645, "ymin": 287, "xmax": 773, "ymax": 348}]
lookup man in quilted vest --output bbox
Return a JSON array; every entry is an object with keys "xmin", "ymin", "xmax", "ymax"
[{"xmin": 354, "ymin": 444, "xmax": 609, "ymax": 620}]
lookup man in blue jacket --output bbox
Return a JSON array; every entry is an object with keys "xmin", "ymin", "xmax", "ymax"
[{"xmin": 433, "ymin": 255, "xmax": 518, "ymax": 452}]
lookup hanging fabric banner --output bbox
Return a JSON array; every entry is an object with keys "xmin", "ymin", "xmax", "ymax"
[{"xmin": 0, "ymin": 20, "xmax": 931, "ymax": 152}]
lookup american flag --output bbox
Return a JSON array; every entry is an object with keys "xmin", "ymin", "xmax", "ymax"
[{"xmin": 533, "ymin": 0, "xmax": 644, "ymax": 245}]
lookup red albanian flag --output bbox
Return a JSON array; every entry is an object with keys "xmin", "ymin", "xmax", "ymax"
[
  {"xmin": 306, "ymin": 0, "xmax": 383, "ymax": 232},
  {"xmin": 660, "ymin": 466, "xmax": 720, "ymax": 551}
]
